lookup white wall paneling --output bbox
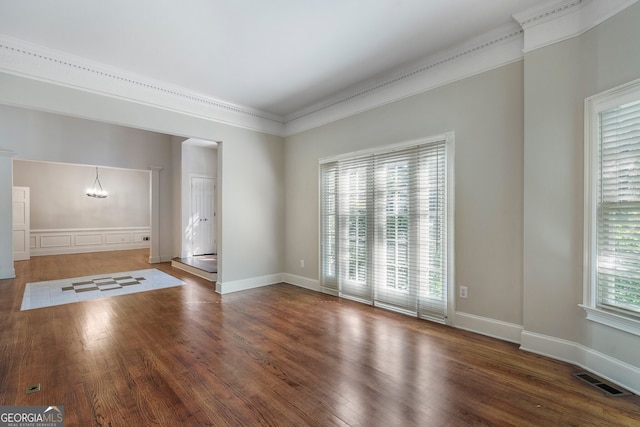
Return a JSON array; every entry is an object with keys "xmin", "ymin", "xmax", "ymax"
[{"xmin": 30, "ymin": 227, "xmax": 150, "ymax": 256}]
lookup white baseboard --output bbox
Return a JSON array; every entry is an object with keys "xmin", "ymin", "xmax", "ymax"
[
  {"xmin": 454, "ymin": 311, "xmax": 524, "ymax": 344},
  {"xmin": 282, "ymin": 273, "xmax": 320, "ymax": 292},
  {"xmin": 282, "ymin": 273, "xmax": 341, "ymax": 296},
  {"xmin": 521, "ymin": 330, "xmax": 640, "ymax": 395},
  {"xmin": 216, "ymin": 273, "xmax": 284, "ymax": 294},
  {"xmin": 32, "ymin": 242, "xmax": 151, "ymax": 256}
]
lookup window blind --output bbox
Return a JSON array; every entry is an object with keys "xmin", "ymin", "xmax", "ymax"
[
  {"xmin": 416, "ymin": 141, "xmax": 447, "ymax": 319},
  {"xmin": 337, "ymin": 156, "xmax": 374, "ymax": 301},
  {"xmin": 320, "ymin": 137, "xmax": 449, "ymax": 321},
  {"xmin": 320, "ymin": 162, "xmax": 338, "ymax": 291},
  {"xmin": 597, "ymin": 99, "xmax": 640, "ymax": 316}
]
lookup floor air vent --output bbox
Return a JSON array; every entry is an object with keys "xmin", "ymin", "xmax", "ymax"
[{"xmin": 572, "ymin": 372, "xmax": 631, "ymax": 397}]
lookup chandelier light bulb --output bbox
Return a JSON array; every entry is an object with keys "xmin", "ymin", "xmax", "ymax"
[{"xmin": 86, "ymin": 166, "xmax": 108, "ymax": 198}]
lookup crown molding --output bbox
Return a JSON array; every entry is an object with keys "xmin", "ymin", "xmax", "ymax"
[
  {"xmin": 0, "ymin": 35, "xmax": 286, "ymax": 136},
  {"xmin": 283, "ymin": 22, "xmax": 525, "ymax": 136},
  {"xmin": 513, "ymin": 0, "xmax": 585, "ymax": 29},
  {"xmin": 285, "ymin": 0, "xmax": 639, "ymax": 136},
  {"xmin": 1, "ymin": 0, "xmax": 636, "ymax": 139},
  {"xmin": 513, "ymin": 0, "xmax": 639, "ymax": 53}
]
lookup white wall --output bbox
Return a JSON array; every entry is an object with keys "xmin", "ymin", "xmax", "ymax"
[
  {"xmin": 217, "ymin": 133, "xmax": 285, "ymax": 287},
  {"xmin": 0, "ymin": 151, "xmax": 13, "ymax": 277},
  {"xmin": 522, "ymin": 2, "xmax": 640, "ymax": 386},
  {"xmin": 0, "ymin": 105, "xmax": 171, "ymax": 260},
  {"xmin": 285, "ymin": 61, "xmax": 525, "ymax": 326},
  {"xmin": 13, "ymin": 160, "xmax": 149, "ymax": 229},
  {"xmin": 171, "ymin": 135, "xmax": 186, "ymax": 258},
  {"xmin": 183, "ymin": 141, "xmax": 217, "ymax": 177},
  {"xmin": 0, "ymin": 75, "xmax": 285, "ymax": 289}
]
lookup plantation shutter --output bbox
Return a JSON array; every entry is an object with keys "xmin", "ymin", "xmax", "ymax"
[
  {"xmin": 416, "ymin": 141, "xmax": 447, "ymax": 319},
  {"xmin": 320, "ymin": 162, "xmax": 338, "ymax": 291},
  {"xmin": 597, "ymin": 99, "xmax": 640, "ymax": 316},
  {"xmin": 372, "ymin": 147, "xmax": 418, "ymax": 312},
  {"xmin": 337, "ymin": 156, "xmax": 374, "ymax": 302},
  {"xmin": 320, "ymin": 136, "xmax": 450, "ymax": 322}
]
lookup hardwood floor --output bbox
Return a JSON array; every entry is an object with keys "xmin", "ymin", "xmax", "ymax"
[{"xmin": 1, "ymin": 250, "xmax": 639, "ymax": 426}]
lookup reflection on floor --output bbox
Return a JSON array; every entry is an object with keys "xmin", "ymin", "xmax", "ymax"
[{"xmin": 171, "ymin": 254, "xmax": 217, "ymax": 282}]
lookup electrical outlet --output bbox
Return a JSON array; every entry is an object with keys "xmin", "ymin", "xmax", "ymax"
[
  {"xmin": 142, "ymin": 236, "xmax": 150, "ymax": 241},
  {"xmin": 459, "ymin": 285, "xmax": 468, "ymax": 299},
  {"xmin": 300, "ymin": 259, "xmax": 305, "ymax": 268}
]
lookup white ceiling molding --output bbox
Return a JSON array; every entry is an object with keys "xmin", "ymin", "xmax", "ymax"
[
  {"xmin": 0, "ymin": 35, "xmax": 286, "ymax": 136},
  {"xmin": 286, "ymin": 0, "xmax": 639, "ymax": 136},
  {"xmin": 513, "ymin": 0, "xmax": 639, "ymax": 53},
  {"xmin": 283, "ymin": 23, "xmax": 525, "ymax": 137},
  {"xmin": 1, "ymin": 0, "xmax": 637, "ymax": 138}
]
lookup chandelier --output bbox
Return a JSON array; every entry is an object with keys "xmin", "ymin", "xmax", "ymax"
[{"xmin": 86, "ymin": 166, "xmax": 108, "ymax": 198}]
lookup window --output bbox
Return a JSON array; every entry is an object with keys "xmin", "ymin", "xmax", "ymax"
[
  {"xmin": 584, "ymin": 78, "xmax": 640, "ymax": 336},
  {"xmin": 320, "ymin": 134, "xmax": 454, "ymax": 322}
]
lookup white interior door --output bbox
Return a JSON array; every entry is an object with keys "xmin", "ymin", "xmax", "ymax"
[
  {"xmin": 191, "ymin": 176, "xmax": 216, "ymax": 255},
  {"xmin": 13, "ymin": 186, "xmax": 30, "ymax": 261}
]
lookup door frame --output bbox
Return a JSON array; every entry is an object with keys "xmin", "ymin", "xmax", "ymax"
[{"xmin": 189, "ymin": 174, "xmax": 216, "ymax": 256}]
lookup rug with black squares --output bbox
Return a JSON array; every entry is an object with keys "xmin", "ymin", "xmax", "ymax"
[{"xmin": 21, "ymin": 268, "xmax": 184, "ymax": 311}]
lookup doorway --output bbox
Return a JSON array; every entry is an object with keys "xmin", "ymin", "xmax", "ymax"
[
  {"xmin": 190, "ymin": 175, "xmax": 216, "ymax": 255},
  {"xmin": 12, "ymin": 160, "xmax": 152, "ymax": 258}
]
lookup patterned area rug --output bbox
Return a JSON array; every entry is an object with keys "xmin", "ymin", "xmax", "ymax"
[{"xmin": 21, "ymin": 268, "xmax": 184, "ymax": 311}]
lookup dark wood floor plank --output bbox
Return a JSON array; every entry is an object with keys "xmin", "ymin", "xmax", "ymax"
[{"xmin": 1, "ymin": 249, "xmax": 640, "ymax": 426}]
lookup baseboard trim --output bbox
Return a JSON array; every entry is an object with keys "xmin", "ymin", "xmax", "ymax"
[
  {"xmin": 282, "ymin": 273, "xmax": 320, "ymax": 292},
  {"xmin": 32, "ymin": 243, "xmax": 150, "ymax": 257},
  {"xmin": 454, "ymin": 311, "xmax": 523, "ymax": 344},
  {"xmin": 520, "ymin": 330, "xmax": 640, "ymax": 395},
  {"xmin": 216, "ymin": 273, "xmax": 284, "ymax": 294}
]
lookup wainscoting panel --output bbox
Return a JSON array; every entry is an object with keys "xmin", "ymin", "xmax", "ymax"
[
  {"xmin": 30, "ymin": 227, "xmax": 150, "ymax": 256},
  {"xmin": 105, "ymin": 232, "xmax": 132, "ymax": 245},
  {"xmin": 41, "ymin": 234, "xmax": 73, "ymax": 248},
  {"xmin": 75, "ymin": 233, "xmax": 103, "ymax": 246}
]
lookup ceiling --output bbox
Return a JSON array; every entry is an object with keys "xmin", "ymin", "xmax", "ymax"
[{"xmin": 0, "ymin": 0, "xmax": 544, "ymax": 120}]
